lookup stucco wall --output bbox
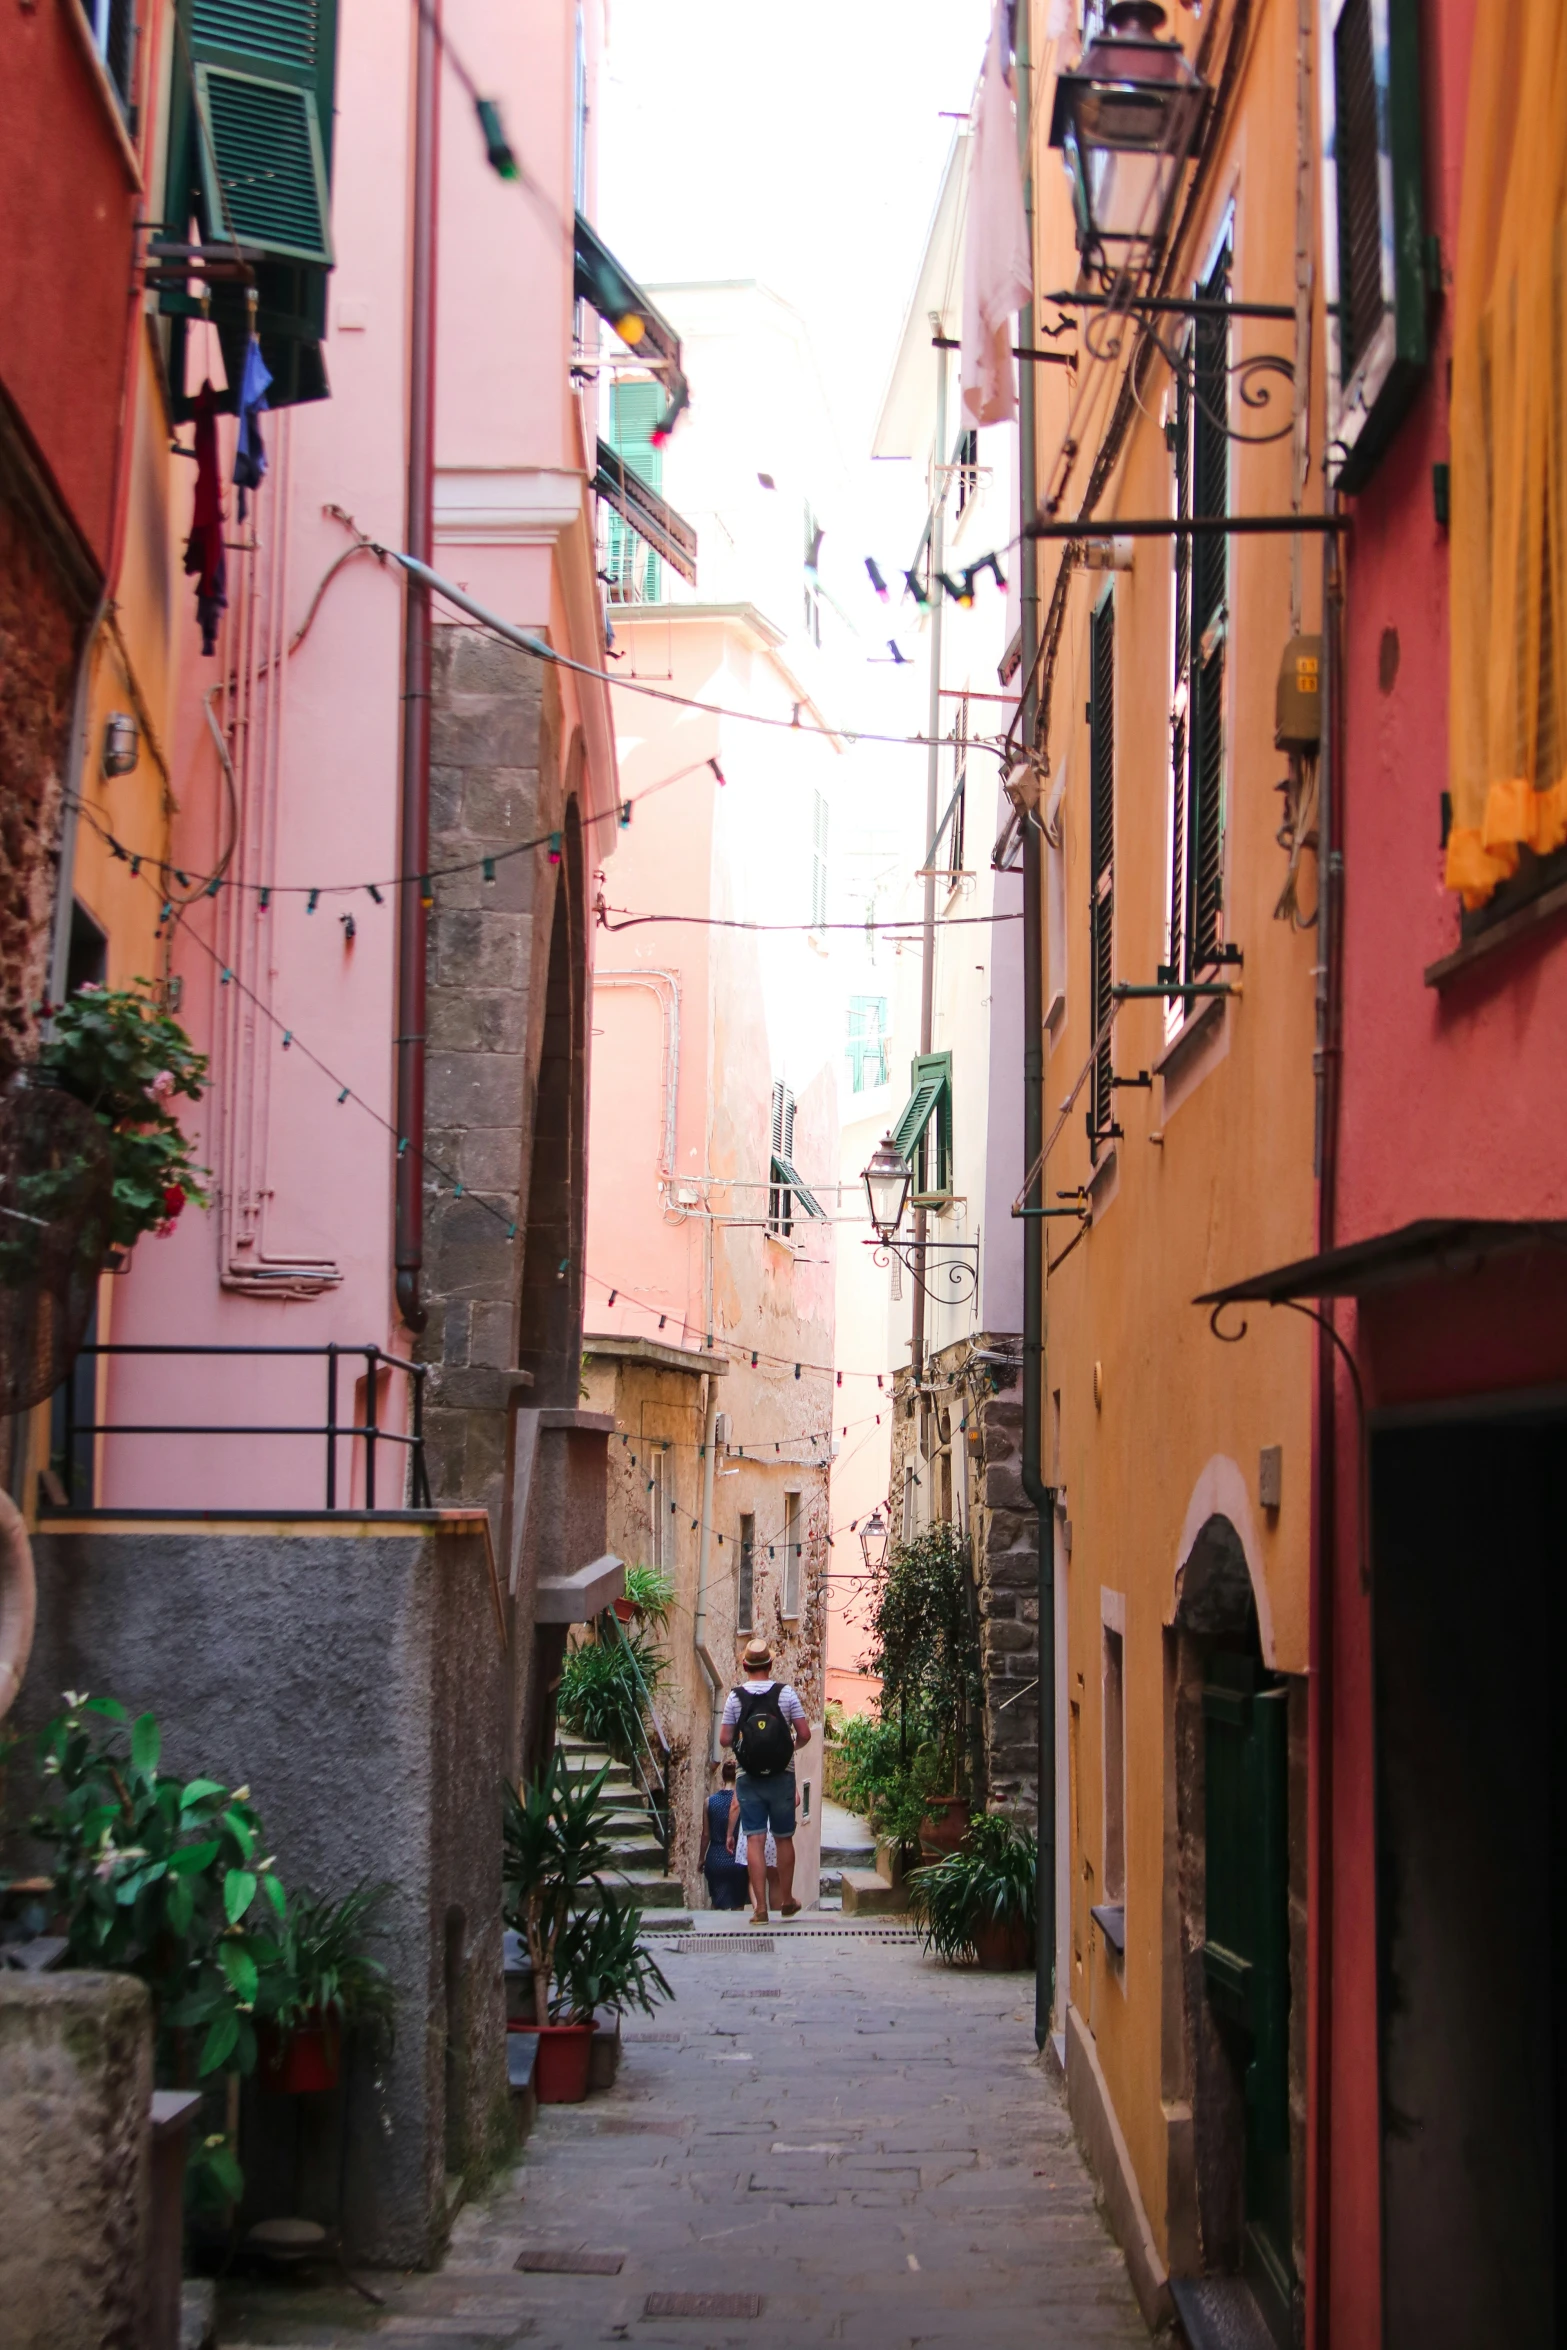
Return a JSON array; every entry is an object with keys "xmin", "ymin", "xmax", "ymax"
[{"xmin": 20, "ymin": 1516, "xmax": 507, "ymax": 2266}]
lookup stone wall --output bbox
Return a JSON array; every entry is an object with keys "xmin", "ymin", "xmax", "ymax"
[
  {"xmin": 888, "ymin": 1335, "xmax": 1040, "ymax": 1823},
  {"xmin": 21, "ymin": 1519, "xmax": 509, "ymax": 2266},
  {"xmin": 0, "ymin": 1972, "xmax": 152, "ymax": 2350},
  {"xmin": 0, "ymin": 400, "xmax": 98, "ymax": 1067}
]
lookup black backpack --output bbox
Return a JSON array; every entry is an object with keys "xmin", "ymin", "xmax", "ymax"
[{"xmin": 732, "ymin": 1683, "xmax": 795, "ymax": 1778}]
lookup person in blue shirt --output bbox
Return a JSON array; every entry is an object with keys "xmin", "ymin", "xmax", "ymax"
[{"xmin": 700, "ymin": 1758, "xmax": 749, "ymax": 1910}]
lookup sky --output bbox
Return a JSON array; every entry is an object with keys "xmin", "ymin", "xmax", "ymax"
[{"xmin": 596, "ymin": 0, "xmax": 991, "ymax": 465}]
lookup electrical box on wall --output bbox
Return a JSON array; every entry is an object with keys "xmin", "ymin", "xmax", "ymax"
[{"xmin": 1275, "ymin": 635, "xmax": 1323, "ymax": 750}]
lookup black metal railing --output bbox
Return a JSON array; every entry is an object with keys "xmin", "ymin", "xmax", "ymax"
[
  {"xmin": 596, "ymin": 1605, "xmax": 674, "ymax": 1868},
  {"xmin": 48, "ymin": 1342, "xmax": 431, "ymax": 1515}
]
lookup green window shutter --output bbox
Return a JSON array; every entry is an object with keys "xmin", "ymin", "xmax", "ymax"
[
  {"xmin": 1089, "ymin": 591, "xmax": 1114, "ymax": 1149},
  {"xmin": 163, "ymin": 0, "xmax": 339, "ymax": 411},
  {"xmin": 195, "ymin": 63, "xmax": 331, "ymax": 261},
  {"xmin": 1321, "ymin": 0, "xmax": 1428, "ymax": 491},
  {"xmin": 607, "ymin": 381, "xmax": 665, "ymax": 601},
  {"xmin": 1184, "ymin": 235, "xmax": 1228, "ymax": 980},
  {"xmin": 891, "ymin": 1051, "xmax": 952, "ymax": 1199}
]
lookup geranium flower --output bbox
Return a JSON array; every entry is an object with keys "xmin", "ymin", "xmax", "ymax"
[
  {"xmin": 149, "ymin": 1070, "xmax": 176, "ymax": 1101},
  {"xmin": 162, "ymin": 1184, "xmax": 185, "ymax": 1217}
]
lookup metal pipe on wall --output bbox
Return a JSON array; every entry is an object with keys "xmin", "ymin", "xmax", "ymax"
[
  {"xmin": 692, "ymin": 1378, "xmax": 723, "ymax": 1756},
  {"xmin": 911, "ymin": 322, "xmax": 949, "ymax": 1396},
  {"xmin": 394, "ymin": 0, "xmax": 441, "ymax": 1333},
  {"xmin": 1014, "ymin": 0, "xmax": 1057, "ymax": 2059}
]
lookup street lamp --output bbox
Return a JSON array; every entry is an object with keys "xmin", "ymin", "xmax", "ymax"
[
  {"xmin": 862, "ymin": 1135, "xmax": 912, "ymax": 1244},
  {"xmin": 1049, "ymin": 1, "xmax": 1208, "ymax": 265},
  {"xmin": 859, "ymin": 1507, "xmax": 889, "ymax": 1573}
]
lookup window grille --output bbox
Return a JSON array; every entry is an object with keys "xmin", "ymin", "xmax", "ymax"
[
  {"xmin": 781, "ymin": 1491, "xmax": 802, "ymax": 1619},
  {"xmin": 737, "ymin": 1514, "xmax": 755, "ymax": 1632}
]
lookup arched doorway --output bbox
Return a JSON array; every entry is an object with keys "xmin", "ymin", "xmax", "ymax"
[{"xmin": 1170, "ymin": 1511, "xmax": 1296, "ymax": 2349}]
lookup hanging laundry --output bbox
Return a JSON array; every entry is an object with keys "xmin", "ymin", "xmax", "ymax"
[
  {"xmin": 234, "ymin": 334, "xmax": 272, "ymax": 520},
  {"xmin": 961, "ymin": 0, "xmax": 1034, "ymax": 427},
  {"xmin": 184, "ymin": 382, "xmax": 227, "ymax": 656}
]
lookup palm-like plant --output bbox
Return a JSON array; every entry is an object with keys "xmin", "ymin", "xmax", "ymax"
[
  {"xmin": 550, "ymin": 1884, "xmax": 673, "ymax": 2024},
  {"xmin": 502, "ymin": 1750, "xmax": 619, "ymax": 2024},
  {"xmin": 907, "ymin": 1814, "xmax": 1037, "ymax": 1966},
  {"xmin": 255, "ymin": 1881, "xmax": 395, "ymax": 2043}
]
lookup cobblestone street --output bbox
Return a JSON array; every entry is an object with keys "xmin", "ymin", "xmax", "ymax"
[{"xmin": 216, "ymin": 1925, "xmax": 1149, "ymax": 2349}]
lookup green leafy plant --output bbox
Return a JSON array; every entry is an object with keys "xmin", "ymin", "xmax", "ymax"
[
  {"xmin": 558, "ymin": 1625, "xmax": 666, "ymax": 1761},
  {"xmin": 29, "ymin": 1695, "xmax": 285, "ymax": 2203},
  {"xmin": 255, "ymin": 1880, "xmax": 395, "ymax": 2045},
  {"xmin": 620, "ymin": 1562, "xmax": 675, "ymax": 1629},
  {"xmin": 502, "ymin": 1750, "xmax": 620, "ymax": 2024},
  {"xmin": 550, "ymin": 1883, "xmax": 672, "ymax": 2024},
  {"xmin": 861, "ymin": 1522, "xmax": 984, "ymax": 1809},
  {"xmin": 42, "ymin": 983, "xmax": 209, "ymax": 1250},
  {"xmin": 907, "ymin": 1814, "xmax": 1037, "ymax": 1967}
]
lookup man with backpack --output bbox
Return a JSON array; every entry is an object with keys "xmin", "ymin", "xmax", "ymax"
[{"xmin": 718, "ymin": 1636, "xmax": 811, "ymax": 1923}]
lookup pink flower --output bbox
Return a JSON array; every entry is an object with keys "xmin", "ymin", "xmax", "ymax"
[{"xmin": 149, "ymin": 1070, "xmax": 175, "ymax": 1101}]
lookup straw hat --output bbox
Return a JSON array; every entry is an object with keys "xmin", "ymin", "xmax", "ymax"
[{"xmin": 742, "ymin": 1636, "xmax": 774, "ymax": 1671}]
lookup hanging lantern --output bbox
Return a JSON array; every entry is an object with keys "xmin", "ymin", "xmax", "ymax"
[
  {"xmin": 858, "ymin": 1506, "xmax": 890, "ymax": 1573},
  {"xmin": 861, "ymin": 1135, "xmax": 912, "ymax": 1243},
  {"xmin": 1049, "ymin": 2, "xmax": 1208, "ymax": 264}
]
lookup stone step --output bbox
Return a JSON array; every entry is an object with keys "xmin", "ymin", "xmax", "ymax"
[
  {"xmin": 839, "ymin": 1867, "xmax": 907, "ymax": 1918},
  {"xmin": 612, "ymin": 1870, "xmax": 687, "ymax": 1909},
  {"xmin": 817, "ymin": 1894, "xmax": 843, "ymax": 1912},
  {"xmin": 820, "ymin": 1844, "xmax": 875, "ymax": 1869}
]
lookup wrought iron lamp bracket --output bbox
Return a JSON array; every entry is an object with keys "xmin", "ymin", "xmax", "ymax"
[{"xmin": 867, "ymin": 1235, "xmax": 980, "ymax": 1306}]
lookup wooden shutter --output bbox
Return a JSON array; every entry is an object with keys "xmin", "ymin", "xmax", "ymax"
[
  {"xmin": 1320, "ymin": 0, "xmax": 1428, "ymax": 489},
  {"xmin": 1188, "ymin": 240, "xmax": 1228, "ymax": 975},
  {"xmin": 608, "ymin": 382, "xmax": 664, "ymax": 600},
  {"xmin": 1168, "ymin": 365, "xmax": 1191, "ymax": 1000},
  {"xmin": 1089, "ymin": 592, "xmax": 1115, "ymax": 1145}
]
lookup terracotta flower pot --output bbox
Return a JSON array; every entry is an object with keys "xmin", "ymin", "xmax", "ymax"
[
  {"xmin": 972, "ymin": 1916, "xmax": 1033, "ymax": 1972},
  {"xmin": 258, "ymin": 2014, "xmax": 342, "ymax": 2094},
  {"xmin": 612, "ymin": 1595, "xmax": 636, "ymax": 1623},
  {"xmin": 918, "ymin": 1794, "xmax": 970, "ymax": 1863},
  {"xmin": 509, "ymin": 2020, "xmax": 594, "ymax": 2104}
]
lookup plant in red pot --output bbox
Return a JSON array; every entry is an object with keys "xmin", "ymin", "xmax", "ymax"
[
  {"xmin": 549, "ymin": 1882, "xmax": 672, "ymax": 2091},
  {"xmin": 503, "ymin": 1751, "xmax": 622, "ymax": 2103},
  {"xmin": 254, "ymin": 1881, "xmax": 395, "ymax": 2094},
  {"xmin": 908, "ymin": 1814, "xmax": 1037, "ymax": 1972}
]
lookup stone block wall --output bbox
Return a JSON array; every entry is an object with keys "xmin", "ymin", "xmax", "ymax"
[
  {"xmin": 0, "ymin": 1972, "xmax": 152, "ymax": 2350},
  {"xmin": 423, "ymin": 625, "xmax": 567, "ymax": 1528}
]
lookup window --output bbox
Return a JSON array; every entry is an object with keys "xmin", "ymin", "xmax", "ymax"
[
  {"xmin": 82, "ymin": 0, "xmax": 137, "ymax": 114},
  {"xmin": 606, "ymin": 382, "xmax": 665, "ymax": 602},
  {"xmin": 889, "ymin": 1051, "xmax": 953, "ymax": 1203},
  {"xmin": 649, "ymin": 1446, "xmax": 668, "ymax": 1572},
  {"xmin": 767, "ymin": 1080, "xmax": 824, "ymax": 1239},
  {"xmin": 160, "ymin": 0, "xmax": 341, "ymax": 414},
  {"xmin": 1101, "ymin": 1596, "xmax": 1127, "ymax": 1926},
  {"xmin": 782, "ymin": 1491, "xmax": 802, "ymax": 1618},
  {"xmin": 955, "ymin": 428, "xmax": 979, "ymax": 518},
  {"xmin": 810, "ymin": 791, "xmax": 829, "ymax": 933},
  {"xmin": 944, "ymin": 700, "xmax": 969, "ymax": 882},
  {"xmin": 1319, "ymin": 0, "xmax": 1428, "ymax": 491},
  {"xmin": 1164, "ymin": 230, "xmax": 1230, "ymax": 1028},
  {"xmin": 1088, "ymin": 589, "xmax": 1115, "ymax": 1156},
  {"xmin": 737, "ymin": 1513, "xmax": 755, "ymax": 1633},
  {"xmin": 1044, "ymin": 769, "xmax": 1067, "ymax": 1027},
  {"xmin": 803, "ymin": 506, "xmax": 823, "ymax": 646},
  {"xmin": 1444, "ymin": 0, "xmax": 1565, "ymax": 921},
  {"xmin": 846, "ymin": 995, "xmax": 889, "ymax": 1092}
]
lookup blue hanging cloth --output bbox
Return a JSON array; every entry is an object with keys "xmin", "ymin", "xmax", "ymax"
[{"xmin": 234, "ymin": 335, "xmax": 272, "ymax": 520}]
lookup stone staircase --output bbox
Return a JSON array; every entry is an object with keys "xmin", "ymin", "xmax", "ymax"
[
  {"xmin": 818, "ymin": 1818, "xmax": 877, "ymax": 1915},
  {"xmin": 557, "ymin": 1734, "xmax": 686, "ymax": 1908}
]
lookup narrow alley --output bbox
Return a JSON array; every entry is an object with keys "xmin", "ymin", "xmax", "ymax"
[{"xmin": 216, "ymin": 1925, "xmax": 1148, "ymax": 2349}]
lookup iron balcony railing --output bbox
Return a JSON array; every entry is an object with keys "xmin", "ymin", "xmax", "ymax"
[{"xmin": 47, "ymin": 1342, "xmax": 431, "ymax": 1516}]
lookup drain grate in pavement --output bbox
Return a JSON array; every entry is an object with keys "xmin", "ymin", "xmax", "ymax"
[
  {"xmin": 721, "ymin": 1987, "xmax": 782, "ymax": 1999},
  {"xmin": 643, "ymin": 2292, "xmax": 762, "ymax": 2320},
  {"xmin": 514, "ymin": 2248, "xmax": 624, "ymax": 2275},
  {"xmin": 673, "ymin": 1934, "xmax": 774, "ymax": 1954},
  {"xmin": 622, "ymin": 2029, "xmax": 683, "ymax": 2041}
]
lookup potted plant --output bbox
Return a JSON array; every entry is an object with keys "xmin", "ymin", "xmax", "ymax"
[
  {"xmin": 614, "ymin": 1562, "xmax": 675, "ymax": 1629},
  {"xmin": 502, "ymin": 1749, "xmax": 619, "ymax": 2103},
  {"xmin": 551, "ymin": 1883, "xmax": 672, "ymax": 2045},
  {"xmin": 40, "ymin": 983, "xmax": 209, "ymax": 1256},
  {"xmin": 908, "ymin": 1814, "xmax": 1037, "ymax": 1972},
  {"xmin": 557, "ymin": 1622, "xmax": 666, "ymax": 1763},
  {"xmin": 254, "ymin": 1881, "xmax": 395, "ymax": 2094}
]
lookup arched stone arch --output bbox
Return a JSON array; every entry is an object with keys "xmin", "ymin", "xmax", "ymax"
[{"xmin": 1168, "ymin": 1454, "xmax": 1275, "ymax": 1667}]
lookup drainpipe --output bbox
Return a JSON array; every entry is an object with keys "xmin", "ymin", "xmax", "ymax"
[
  {"xmin": 1013, "ymin": 0, "xmax": 1057, "ymax": 2057},
  {"xmin": 394, "ymin": 0, "xmax": 441, "ymax": 1333},
  {"xmin": 692, "ymin": 1376, "xmax": 722, "ymax": 1756},
  {"xmin": 911, "ymin": 323, "xmax": 948, "ymax": 1398}
]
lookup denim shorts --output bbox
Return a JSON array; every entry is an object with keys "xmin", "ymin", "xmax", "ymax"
[{"xmin": 735, "ymin": 1769, "xmax": 797, "ymax": 1839}]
